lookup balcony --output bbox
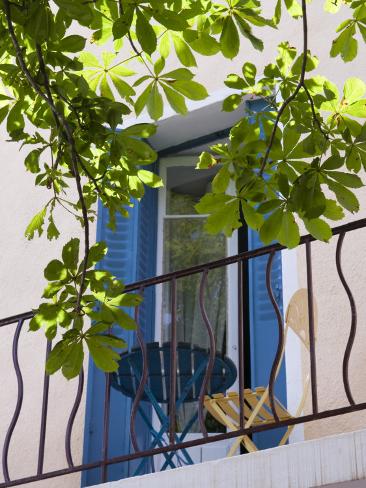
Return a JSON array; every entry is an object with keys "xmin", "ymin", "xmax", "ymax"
[{"xmin": 1, "ymin": 218, "xmax": 366, "ymax": 488}]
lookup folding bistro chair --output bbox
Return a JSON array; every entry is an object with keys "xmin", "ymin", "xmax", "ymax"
[{"xmin": 204, "ymin": 288, "xmax": 318, "ymax": 455}]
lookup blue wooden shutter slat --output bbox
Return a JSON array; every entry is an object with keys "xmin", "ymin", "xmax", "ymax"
[
  {"xmin": 83, "ymin": 182, "xmax": 158, "ymax": 485},
  {"xmin": 82, "ymin": 204, "xmax": 138, "ymax": 486}
]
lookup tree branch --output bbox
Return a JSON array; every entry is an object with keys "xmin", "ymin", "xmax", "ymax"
[
  {"xmin": 4, "ymin": 0, "xmax": 89, "ymax": 313},
  {"xmin": 259, "ymin": 0, "xmax": 309, "ymax": 176}
]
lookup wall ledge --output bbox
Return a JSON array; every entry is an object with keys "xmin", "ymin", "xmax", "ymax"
[{"xmin": 91, "ymin": 428, "xmax": 366, "ymax": 488}]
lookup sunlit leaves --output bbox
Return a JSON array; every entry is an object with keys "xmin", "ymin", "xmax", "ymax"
[
  {"xmin": 25, "ymin": 207, "xmax": 47, "ymax": 240},
  {"xmin": 30, "ymin": 238, "xmax": 140, "ymax": 377},
  {"xmin": 330, "ymin": 4, "xmax": 366, "ymax": 62},
  {"xmin": 79, "ymin": 52, "xmax": 135, "ymax": 100},
  {"xmin": 3, "ymin": 0, "xmax": 366, "ymax": 379},
  {"xmin": 134, "ymin": 69, "xmax": 208, "ymax": 119}
]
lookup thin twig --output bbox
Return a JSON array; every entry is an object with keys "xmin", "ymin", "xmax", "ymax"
[
  {"xmin": 259, "ymin": 0, "xmax": 309, "ymax": 176},
  {"xmin": 303, "ymin": 83, "xmax": 329, "ymax": 140}
]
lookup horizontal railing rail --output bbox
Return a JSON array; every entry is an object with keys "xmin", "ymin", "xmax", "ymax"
[{"xmin": 1, "ymin": 217, "xmax": 366, "ymax": 487}]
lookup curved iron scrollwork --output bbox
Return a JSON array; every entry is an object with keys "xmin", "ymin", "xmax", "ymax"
[
  {"xmin": 130, "ymin": 288, "xmax": 149, "ymax": 453},
  {"xmin": 65, "ymin": 368, "xmax": 85, "ymax": 467},
  {"xmin": 336, "ymin": 232, "xmax": 357, "ymax": 406},
  {"xmin": 2, "ymin": 319, "xmax": 25, "ymax": 483},
  {"xmin": 266, "ymin": 251, "xmax": 284, "ymax": 424}
]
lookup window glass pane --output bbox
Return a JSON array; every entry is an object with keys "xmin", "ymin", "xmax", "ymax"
[
  {"xmin": 166, "ymin": 166, "xmax": 218, "ymax": 215},
  {"xmin": 162, "ymin": 218, "xmax": 227, "ymax": 433}
]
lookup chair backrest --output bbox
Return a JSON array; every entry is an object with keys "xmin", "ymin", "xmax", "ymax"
[{"xmin": 285, "ymin": 288, "xmax": 318, "ymax": 351}]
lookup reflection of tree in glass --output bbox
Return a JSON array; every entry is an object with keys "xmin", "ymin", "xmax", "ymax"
[
  {"xmin": 166, "ymin": 191, "xmax": 203, "ymax": 216},
  {"xmin": 163, "ymin": 218, "xmax": 227, "ymax": 353}
]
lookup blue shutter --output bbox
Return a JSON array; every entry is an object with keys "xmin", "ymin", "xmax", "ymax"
[
  {"xmin": 82, "ymin": 181, "xmax": 158, "ymax": 486},
  {"xmin": 246, "ymin": 99, "xmax": 286, "ymax": 449}
]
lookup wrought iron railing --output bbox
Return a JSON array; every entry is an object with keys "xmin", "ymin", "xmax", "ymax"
[{"xmin": 1, "ymin": 218, "xmax": 366, "ymax": 487}]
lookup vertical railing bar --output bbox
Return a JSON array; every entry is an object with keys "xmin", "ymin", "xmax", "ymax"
[
  {"xmin": 169, "ymin": 278, "xmax": 178, "ymax": 445},
  {"xmin": 130, "ymin": 289, "xmax": 149, "ymax": 453},
  {"xmin": 2, "ymin": 319, "xmax": 24, "ymax": 483},
  {"xmin": 305, "ymin": 239, "xmax": 319, "ymax": 414},
  {"xmin": 238, "ymin": 259, "xmax": 245, "ymax": 430},
  {"xmin": 65, "ymin": 368, "xmax": 84, "ymax": 468},
  {"xmin": 198, "ymin": 269, "xmax": 216, "ymax": 437},
  {"xmin": 101, "ymin": 371, "xmax": 111, "ymax": 483},
  {"xmin": 37, "ymin": 340, "xmax": 52, "ymax": 475}
]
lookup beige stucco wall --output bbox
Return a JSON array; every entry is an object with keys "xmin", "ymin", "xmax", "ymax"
[{"xmin": 1, "ymin": 2, "xmax": 366, "ymax": 486}]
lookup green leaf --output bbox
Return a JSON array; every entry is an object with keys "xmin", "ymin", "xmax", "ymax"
[
  {"xmin": 47, "ymin": 215, "xmax": 60, "ymax": 241},
  {"xmin": 327, "ymin": 180, "xmax": 360, "ymax": 213},
  {"xmin": 161, "ymin": 83, "xmax": 187, "ymax": 115},
  {"xmin": 257, "ymin": 200, "xmax": 283, "ymax": 214},
  {"xmin": 152, "ymin": 9, "xmax": 189, "ymax": 31},
  {"xmin": 53, "ymin": 0, "xmax": 93, "ymax": 26},
  {"xmin": 330, "ymin": 24, "xmax": 358, "ymax": 62},
  {"xmin": 87, "ymin": 241, "xmax": 108, "ymax": 268},
  {"xmin": 304, "ymin": 218, "xmax": 332, "ymax": 242},
  {"xmin": 323, "ymin": 199, "xmax": 345, "ymax": 221},
  {"xmin": 196, "ymin": 152, "xmax": 217, "ymax": 169},
  {"xmin": 0, "ymin": 105, "xmax": 9, "ymax": 126},
  {"xmin": 136, "ymin": 9, "xmax": 157, "ymax": 55},
  {"xmin": 222, "ymin": 94, "xmax": 243, "ymax": 112},
  {"xmin": 163, "ymin": 68, "xmax": 194, "ymax": 80},
  {"xmin": 259, "ymin": 208, "xmax": 284, "ymax": 245},
  {"xmin": 183, "ymin": 30, "xmax": 220, "ymax": 56},
  {"xmin": 25, "ymin": 207, "xmax": 46, "ymax": 240},
  {"xmin": 110, "ymin": 74, "xmax": 135, "ymax": 99},
  {"xmin": 7, "ymin": 102, "xmax": 24, "ymax": 134},
  {"xmin": 212, "ymin": 166, "xmax": 230, "ymax": 193},
  {"xmin": 62, "ymin": 238, "xmax": 80, "ymax": 271},
  {"xmin": 62, "ymin": 341, "xmax": 84, "ymax": 379},
  {"xmin": 25, "ymin": 6, "xmax": 50, "ymax": 42},
  {"xmin": 322, "ymin": 154, "xmax": 343, "ymax": 170},
  {"xmin": 135, "ymin": 83, "xmax": 153, "ymax": 116},
  {"xmin": 220, "ymin": 16, "xmax": 239, "ymax": 59},
  {"xmin": 172, "ymin": 34, "xmax": 197, "ymax": 67},
  {"xmin": 147, "ymin": 84, "xmax": 163, "ymax": 120},
  {"xmin": 25, "ymin": 149, "xmax": 41, "ymax": 173},
  {"xmin": 327, "ymin": 171, "xmax": 363, "ymax": 188},
  {"xmin": 225, "ymin": 74, "xmax": 246, "ymax": 90},
  {"xmin": 113, "ymin": 7, "xmax": 134, "ymax": 39},
  {"xmin": 46, "ymin": 341, "xmax": 70, "ymax": 375},
  {"xmin": 138, "ymin": 169, "xmax": 163, "ymax": 188},
  {"xmin": 42, "ymin": 282, "xmax": 64, "ymax": 299},
  {"xmin": 171, "ymin": 80, "xmax": 208, "ymax": 100},
  {"xmin": 241, "ymin": 201, "xmax": 264, "ymax": 231},
  {"xmin": 273, "ymin": 0, "xmax": 282, "ymax": 25},
  {"xmin": 154, "ymin": 57, "xmax": 165, "ymax": 76},
  {"xmin": 123, "ymin": 123, "xmax": 157, "ymax": 138},
  {"xmin": 242, "ymin": 62, "xmax": 257, "ymax": 85},
  {"xmin": 343, "ymin": 77, "xmax": 366, "ymax": 104},
  {"xmin": 86, "ymin": 336, "xmax": 121, "ymax": 372},
  {"xmin": 324, "ymin": 0, "xmax": 342, "ymax": 13},
  {"xmin": 284, "ymin": 0, "xmax": 303, "ymax": 18},
  {"xmin": 196, "ymin": 193, "xmax": 241, "ymax": 236},
  {"xmin": 44, "ymin": 260, "xmax": 68, "ymax": 281},
  {"xmin": 59, "ymin": 35, "xmax": 86, "ymax": 52},
  {"xmin": 278, "ymin": 212, "xmax": 300, "ymax": 249}
]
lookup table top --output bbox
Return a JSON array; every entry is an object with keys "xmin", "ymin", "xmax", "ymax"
[{"xmin": 111, "ymin": 341, "xmax": 237, "ymax": 404}]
